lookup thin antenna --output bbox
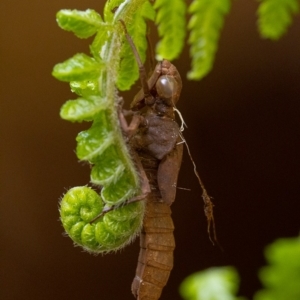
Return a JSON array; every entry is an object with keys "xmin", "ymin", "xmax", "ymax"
[
  {"xmin": 146, "ymin": 28, "xmax": 155, "ymax": 72},
  {"xmin": 179, "ymin": 131, "xmax": 222, "ymax": 249},
  {"xmin": 167, "ymin": 76, "xmax": 221, "ymax": 248}
]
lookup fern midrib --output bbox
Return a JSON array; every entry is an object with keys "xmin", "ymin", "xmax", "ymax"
[{"xmin": 98, "ymin": 0, "xmax": 149, "ymax": 197}]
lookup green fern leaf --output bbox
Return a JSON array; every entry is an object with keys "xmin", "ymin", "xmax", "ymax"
[
  {"xmin": 154, "ymin": 0, "xmax": 186, "ymax": 61},
  {"xmin": 60, "ymin": 96, "xmax": 108, "ymax": 122},
  {"xmin": 52, "ymin": 53, "xmax": 102, "ymax": 82},
  {"xmin": 254, "ymin": 237, "xmax": 300, "ymax": 300},
  {"xmin": 141, "ymin": 0, "xmax": 156, "ymax": 21},
  {"xmin": 90, "ymin": 28, "xmax": 109, "ymax": 61},
  {"xmin": 69, "ymin": 79, "xmax": 99, "ymax": 97},
  {"xmin": 76, "ymin": 114, "xmax": 114, "ymax": 162},
  {"xmin": 257, "ymin": 0, "xmax": 299, "ymax": 40},
  {"xmin": 54, "ymin": 0, "xmax": 149, "ymax": 253},
  {"xmin": 187, "ymin": 0, "xmax": 231, "ymax": 80},
  {"xmin": 116, "ymin": 1, "xmax": 155, "ymax": 90},
  {"xmin": 103, "ymin": 0, "xmax": 125, "ymax": 22},
  {"xmin": 180, "ymin": 267, "xmax": 241, "ymax": 300},
  {"xmin": 56, "ymin": 9, "xmax": 103, "ymax": 38}
]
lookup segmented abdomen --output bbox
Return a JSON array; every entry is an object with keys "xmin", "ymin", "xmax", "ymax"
[{"xmin": 132, "ymin": 155, "xmax": 175, "ymax": 300}]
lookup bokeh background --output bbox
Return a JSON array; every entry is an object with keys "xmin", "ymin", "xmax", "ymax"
[{"xmin": 1, "ymin": 1, "xmax": 300, "ymax": 299}]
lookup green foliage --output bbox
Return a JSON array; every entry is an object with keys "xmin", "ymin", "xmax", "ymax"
[
  {"xmin": 154, "ymin": 0, "xmax": 187, "ymax": 61},
  {"xmin": 180, "ymin": 267, "xmax": 243, "ymax": 300},
  {"xmin": 116, "ymin": 1, "xmax": 156, "ymax": 90},
  {"xmin": 187, "ymin": 0, "xmax": 231, "ymax": 80},
  {"xmin": 180, "ymin": 237, "xmax": 300, "ymax": 300},
  {"xmin": 53, "ymin": 1, "xmax": 151, "ymax": 253},
  {"xmin": 254, "ymin": 237, "xmax": 300, "ymax": 300},
  {"xmin": 60, "ymin": 97, "xmax": 106, "ymax": 122},
  {"xmin": 52, "ymin": 53, "xmax": 102, "ymax": 82},
  {"xmin": 103, "ymin": 0, "xmax": 126, "ymax": 23},
  {"xmin": 257, "ymin": 0, "xmax": 299, "ymax": 40},
  {"xmin": 56, "ymin": 9, "xmax": 103, "ymax": 38},
  {"xmin": 60, "ymin": 187, "xmax": 144, "ymax": 253}
]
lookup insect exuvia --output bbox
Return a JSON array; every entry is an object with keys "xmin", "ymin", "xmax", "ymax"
[{"xmin": 116, "ymin": 21, "xmax": 184, "ymax": 298}]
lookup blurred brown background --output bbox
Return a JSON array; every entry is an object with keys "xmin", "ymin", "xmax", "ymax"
[{"xmin": 1, "ymin": 1, "xmax": 300, "ymax": 299}]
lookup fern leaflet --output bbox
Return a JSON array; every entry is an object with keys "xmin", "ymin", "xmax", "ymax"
[
  {"xmin": 154, "ymin": 0, "xmax": 187, "ymax": 61},
  {"xmin": 257, "ymin": 0, "xmax": 299, "ymax": 40},
  {"xmin": 187, "ymin": 0, "xmax": 231, "ymax": 80},
  {"xmin": 117, "ymin": 1, "xmax": 155, "ymax": 90}
]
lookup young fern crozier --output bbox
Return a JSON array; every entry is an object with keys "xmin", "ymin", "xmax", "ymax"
[
  {"xmin": 53, "ymin": 1, "xmax": 155, "ymax": 253},
  {"xmin": 60, "ymin": 187, "xmax": 143, "ymax": 252}
]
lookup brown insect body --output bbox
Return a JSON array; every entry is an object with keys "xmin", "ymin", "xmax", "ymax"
[
  {"xmin": 131, "ymin": 153, "xmax": 176, "ymax": 300},
  {"xmin": 118, "ymin": 22, "xmax": 218, "ymax": 298},
  {"xmin": 129, "ymin": 60, "xmax": 183, "ymax": 299}
]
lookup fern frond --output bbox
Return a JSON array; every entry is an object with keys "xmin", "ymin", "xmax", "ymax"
[
  {"xmin": 187, "ymin": 0, "xmax": 230, "ymax": 80},
  {"xmin": 60, "ymin": 96, "xmax": 107, "ymax": 122},
  {"xmin": 154, "ymin": 0, "xmax": 186, "ymax": 61},
  {"xmin": 54, "ymin": 1, "xmax": 149, "ymax": 253},
  {"xmin": 257, "ymin": 0, "xmax": 299, "ymax": 40},
  {"xmin": 56, "ymin": 9, "xmax": 103, "ymax": 39}
]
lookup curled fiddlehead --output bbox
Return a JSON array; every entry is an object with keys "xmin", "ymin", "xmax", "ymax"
[
  {"xmin": 53, "ymin": 0, "xmax": 155, "ymax": 253},
  {"xmin": 60, "ymin": 187, "xmax": 144, "ymax": 252}
]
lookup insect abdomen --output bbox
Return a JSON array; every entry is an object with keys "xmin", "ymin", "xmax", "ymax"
[{"xmin": 132, "ymin": 196, "xmax": 175, "ymax": 300}]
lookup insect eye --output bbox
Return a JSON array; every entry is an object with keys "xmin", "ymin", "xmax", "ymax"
[{"xmin": 155, "ymin": 75, "xmax": 177, "ymax": 100}]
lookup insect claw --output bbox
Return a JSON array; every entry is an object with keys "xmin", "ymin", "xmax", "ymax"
[{"xmin": 89, "ymin": 204, "xmax": 115, "ymax": 224}]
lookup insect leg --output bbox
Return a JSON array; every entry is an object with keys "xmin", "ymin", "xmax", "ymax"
[
  {"xmin": 157, "ymin": 142, "xmax": 183, "ymax": 205},
  {"xmin": 117, "ymin": 105, "xmax": 151, "ymax": 197},
  {"xmin": 118, "ymin": 110, "xmax": 142, "ymax": 139}
]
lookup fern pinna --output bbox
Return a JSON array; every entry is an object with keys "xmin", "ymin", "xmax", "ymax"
[
  {"xmin": 257, "ymin": 0, "xmax": 299, "ymax": 40},
  {"xmin": 187, "ymin": 0, "xmax": 231, "ymax": 80},
  {"xmin": 53, "ymin": 1, "xmax": 156, "ymax": 253}
]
